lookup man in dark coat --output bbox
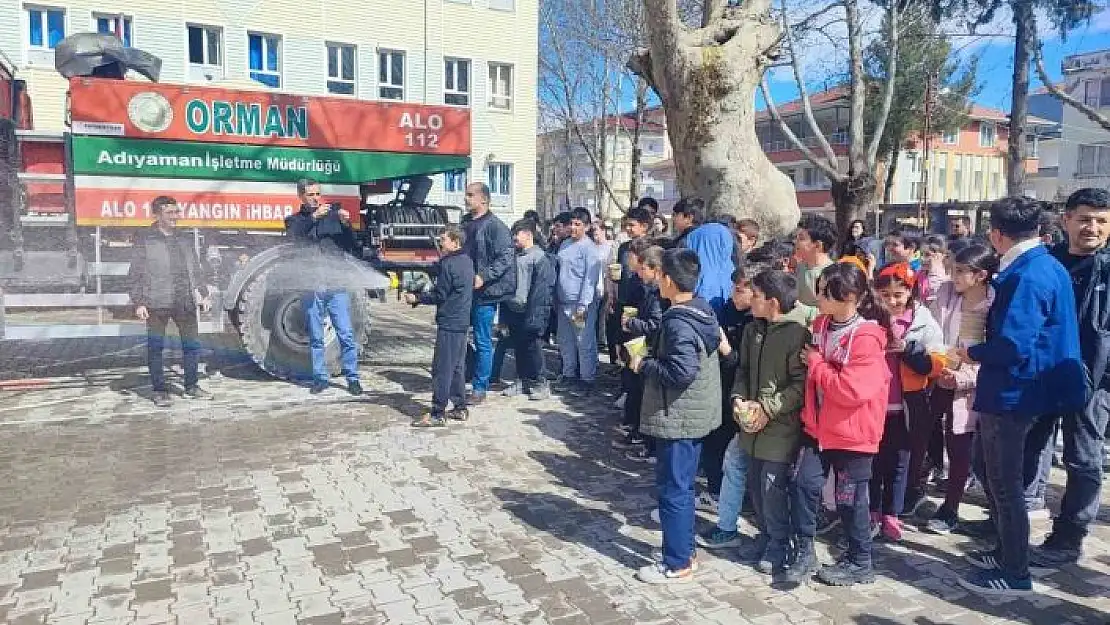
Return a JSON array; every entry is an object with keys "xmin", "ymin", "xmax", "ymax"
[{"xmin": 128, "ymin": 195, "xmax": 213, "ymax": 407}]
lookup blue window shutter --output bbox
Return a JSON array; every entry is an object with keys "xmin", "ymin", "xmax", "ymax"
[
  {"xmin": 29, "ymin": 10, "xmax": 43, "ymax": 47},
  {"xmin": 123, "ymin": 19, "xmax": 131, "ymax": 47},
  {"xmin": 248, "ymin": 35, "xmax": 262, "ymax": 71},
  {"xmin": 47, "ymin": 10, "xmax": 65, "ymax": 48},
  {"xmin": 96, "ymin": 18, "xmax": 110, "ymax": 34}
]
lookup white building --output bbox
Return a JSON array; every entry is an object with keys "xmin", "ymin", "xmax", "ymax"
[{"xmin": 1, "ymin": 0, "xmax": 537, "ymax": 217}]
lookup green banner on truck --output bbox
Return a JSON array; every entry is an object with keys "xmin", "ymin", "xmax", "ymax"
[{"xmin": 72, "ymin": 136, "xmax": 470, "ymax": 184}]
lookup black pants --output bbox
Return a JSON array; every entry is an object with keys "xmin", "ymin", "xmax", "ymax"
[
  {"xmin": 147, "ymin": 304, "xmax": 200, "ymax": 392},
  {"xmin": 904, "ymin": 390, "xmax": 940, "ymax": 502},
  {"xmin": 510, "ymin": 324, "xmax": 546, "ymax": 387},
  {"xmin": 701, "ymin": 418, "xmax": 739, "ymax": 497},
  {"xmin": 432, "ymin": 329, "xmax": 467, "ymax": 416},
  {"xmin": 748, "ymin": 458, "xmax": 792, "ymax": 546},
  {"xmin": 826, "ymin": 449, "xmax": 875, "ymax": 567},
  {"xmin": 605, "ymin": 309, "xmax": 624, "ymax": 365},
  {"xmin": 871, "ymin": 410, "xmax": 911, "ymax": 516}
]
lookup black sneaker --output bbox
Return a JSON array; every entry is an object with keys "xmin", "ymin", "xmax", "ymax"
[
  {"xmin": 182, "ymin": 386, "xmax": 213, "ymax": 400},
  {"xmin": 1029, "ymin": 533, "xmax": 1082, "ymax": 568},
  {"xmin": 955, "ymin": 518, "xmax": 997, "ymax": 540},
  {"xmin": 925, "ymin": 507, "xmax": 960, "ymax": 535},
  {"xmin": 736, "ymin": 535, "xmax": 770, "ymax": 567},
  {"xmin": 447, "ymin": 408, "xmax": 470, "ymax": 422},
  {"xmin": 816, "ymin": 555, "xmax": 875, "ymax": 586},
  {"xmin": 900, "ymin": 491, "xmax": 929, "ymax": 519},
  {"xmin": 152, "ymin": 391, "xmax": 172, "ymax": 408},
  {"xmin": 552, "ymin": 376, "xmax": 578, "ymax": 390},
  {"xmin": 347, "ymin": 380, "xmax": 363, "ymax": 396},
  {"xmin": 411, "ymin": 413, "xmax": 448, "ymax": 428},
  {"xmin": 815, "ymin": 509, "xmax": 840, "ymax": 536},
  {"xmin": 611, "ymin": 433, "xmax": 644, "ymax": 450},
  {"xmin": 776, "ymin": 542, "xmax": 818, "ymax": 586},
  {"xmin": 309, "ymin": 381, "xmax": 329, "ymax": 394}
]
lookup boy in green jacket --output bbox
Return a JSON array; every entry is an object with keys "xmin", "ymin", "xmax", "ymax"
[{"xmin": 732, "ymin": 269, "xmax": 810, "ymax": 582}]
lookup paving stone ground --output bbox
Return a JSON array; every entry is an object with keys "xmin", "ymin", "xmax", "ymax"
[{"xmin": 0, "ymin": 301, "xmax": 1107, "ymax": 624}]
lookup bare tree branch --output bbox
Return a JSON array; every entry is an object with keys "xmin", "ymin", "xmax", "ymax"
[
  {"xmin": 760, "ymin": 78, "xmax": 843, "ymax": 180},
  {"xmin": 866, "ymin": 1, "xmax": 898, "ymax": 167},
  {"xmin": 1033, "ymin": 43, "xmax": 1110, "ymax": 133},
  {"xmin": 779, "ymin": 0, "xmax": 840, "ymax": 168},
  {"xmin": 790, "ymin": 2, "xmax": 843, "ymax": 35}
]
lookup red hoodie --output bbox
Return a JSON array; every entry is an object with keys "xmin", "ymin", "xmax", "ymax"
[{"xmin": 801, "ymin": 315, "xmax": 891, "ymax": 454}]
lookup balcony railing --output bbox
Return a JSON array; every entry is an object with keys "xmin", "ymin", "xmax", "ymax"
[{"xmin": 760, "ymin": 132, "xmax": 850, "ymax": 154}]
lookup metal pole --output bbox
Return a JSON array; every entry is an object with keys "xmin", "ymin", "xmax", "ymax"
[
  {"xmin": 920, "ymin": 76, "xmax": 934, "ymax": 230},
  {"xmin": 94, "ymin": 226, "xmax": 103, "ymax": 325}
]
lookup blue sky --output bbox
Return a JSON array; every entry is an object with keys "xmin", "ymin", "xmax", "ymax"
[{"xmin": 755, "ymin": 7, "xmax": 1110, "ymax": 114}]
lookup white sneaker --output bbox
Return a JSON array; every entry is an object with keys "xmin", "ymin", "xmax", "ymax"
[
  {"xmin": 1028, "ymin": 507, "xmax": 1051, "ymax": 521},
  {"xmin": 695, "ymin": 492, "xmax": 719, "ymax": 515},
  {"xmin": 613, "ymin": 393, "xmax": 627, "ymax": 409},
  {"xmin": 650, "ymin": 508, "xmax": 661, "ymax": 524}
]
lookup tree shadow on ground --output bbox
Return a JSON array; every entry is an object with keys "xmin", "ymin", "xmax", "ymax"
[
  {"xmin": 491, "ymin": 488, "xmax": 655, "ymax": 571},
  {"xmin": 865, "ymin": 531, "xmax": 1110, "ymax": 624}
]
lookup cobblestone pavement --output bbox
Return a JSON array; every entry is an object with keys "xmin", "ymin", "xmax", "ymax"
[{"xmin": 0, "ymin": 302, "xmax": 1107, "ymax": 625}]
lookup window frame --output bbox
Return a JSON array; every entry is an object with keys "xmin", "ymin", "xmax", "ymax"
[
  {"xmin": 979, "ymin": 121, "xmax": 996, "ymax": 148},
  {"xmin": 443, "ymin": 57, "xmax": 471, "ymax": 107},
  {"xmin": 487, "ymin": 162, "xmax": 513, "ymax": 203},
  {"xmin": 25, "ymin": 5, "xmax": 66, "ymax": 51},
  {"xmin": 445, "ymin": 169, "xmax": 468, "ymax": 193},
  {"xmin": 378, "ymin": 49, "xmax": 406, "ymax": 101},
  {"xmin": 325, "ymin": 42, "xmax": 357, "ymax": 96},
  {"xmin": 186, "ymin": 23, "xmax": 224, "ymax": 77},
  {"xmin": 247, "ymin": 31, "xmax": 282, "ymax": 88},
  {"xmin": 941, "ymin": 129, "xmax": 958, "ymax": 145},
  {"xmin": 93, "ymin": 13, "xmax": 132, "ymax": 47},
  {"xmin": 488, "ymin": 62, "xmax": 514, "ymax": 111}
]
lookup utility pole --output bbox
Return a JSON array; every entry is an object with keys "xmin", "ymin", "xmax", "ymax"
[{"xmin": 919, "ymin": 72, "xmax": 938, "ymax": 230}]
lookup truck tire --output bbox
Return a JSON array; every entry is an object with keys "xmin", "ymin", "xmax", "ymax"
[{"xmin": 233, "ymin": 265, "xmax": 372, "ymax": 381}]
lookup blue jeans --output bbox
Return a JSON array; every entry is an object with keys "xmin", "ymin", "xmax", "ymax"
[
  {"xmin": 656, "ymin": 438, "xmax": 702, "ymax": 571},
  {"xmin": 716, "ymin": 436, "xmax": 749, "ymax": 533},
  {"xmin": 977, "ymin": 412, "xmax": 1035, "ymax": 579},
  {"xmin": 303, "ymin": 290, "xmax": 359, "ymax": 384},
  {"xmin": 556, "ymin": 304, "xmax": 599, "ymax": 382},
  {"xmin": 471, "ymin": 303, "xmax": 497, "ymax": 393}
]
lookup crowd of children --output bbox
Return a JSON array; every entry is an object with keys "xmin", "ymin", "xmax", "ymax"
[{"xmin": 406, "ymin": 192, "xmax": 1109, "ymax": 597}]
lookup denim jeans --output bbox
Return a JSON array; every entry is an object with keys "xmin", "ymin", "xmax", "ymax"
[
  {"xmin": 716, "ymin": 436, "xmax": 749, "ymax": 533},
  {"xmin": 147, "ymin": 304, "xmax": 200, "ymax": 392},
  {"xmin": 977, "ymin": 412, "xmax": 1035, "ymax": 579},
  {"xmin": 749, "ymin": 458, "xmax": 792, "ymax": 547},
  {"xmin": 556, "ymin": 303, "xmax": 599, "ymax": 382},
  {"xmin": 1024, "ymin": 416, "xmax": 1058, "ymax": 509},
  {"xmin": 656, "ymin": 438, "xmax": 702, "ymax": 571},
  {"xmin": 1033, "ymin": 388, "xmax": 1110, "ymax": 542},
  {"xmin": 303, "ymin": 290, "xmax": 358, "ymax": 384},
  {"xmin": 791, "ymin": 441, "xmax": 827, "ymax": 542},
  {"xmin": 471, "ymin": 303, "xmax": 497, "ymax": 393}
]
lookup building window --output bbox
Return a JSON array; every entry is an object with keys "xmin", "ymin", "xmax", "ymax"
[
  {"xmin": 936, "ymin": 166, "xmax": 947, "ymax": 196},
  {"xmin": 488, "ymin": 62, "xmax": 513, "ymax": 110},
  {"xmin": 26, "ymin": 6, "xmax": 65, "ymax": 50},
  {"xmin": 802, "ymin": 167, "xmax": 816, "ymax": 188},
  {"xmin": 979, "ymin": 122, "xmax": 996, "ymax": 148},
  {"xmin": 990, "ymin": 172, "xmax": 1000, "ymax": 197},
  {"xmin": 94, "ymin": 14, "xmax": 131, "ymax": 47},
  {"xmin": 953, "ymin": 167, "xmax": 962, "ymax": 195},
  {"xmin": 1083, "ymin": 78, "xmax": 1110, "ymax": 108},
  {"xmin": 779, "ymin": 168, "xmax": 795, "ymax": 183},
  {"xmin": 445, "ymin": 170, "xmax": 468, "ymax": 193},
  {"xmin": 248, "ymin": 33, "xmax": 281, "ymax": 88},
  {"xmin": 487, "ymin": 163, "xmax": 513, "ymax": 203},
  {"xmin": 187, "ymin": 24, "xmax": 222, "ymax": 78},
  {"xmin": 909, "ymin": 181, "xmax": 922, "ymax": 201},
  {"xmin": 489, "ymin": 0, "xmax": 515, "ymax": 10},
  {"xmin": 908, "ymin": 153, "xmax": 921, "ymax": 173},
  {"xmin": 444, "ymin": 58, "xmax": 470, "ymax": 106},
  {"xmin": 942, "ymin": 129, "xmax": 958, "ymax": 145},
  {"xmin": 972, "ymin": 170, "xmax": 984, "ymax": 199},
  {"xmin": 1077, "ymin": 145, "xmax": 1110, "ymax": 177},
  {"xmin": 379, "ymin": 50, "xmax": 405, "ymax": 100},
  {"xmin": 324, "ymin": 43, "xmax": 356, "ymax": 95}
]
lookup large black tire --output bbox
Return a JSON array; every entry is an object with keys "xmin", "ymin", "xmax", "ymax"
[{"xmin": 232, "ymin": 265, "xmax": 372, "ymax": 380}]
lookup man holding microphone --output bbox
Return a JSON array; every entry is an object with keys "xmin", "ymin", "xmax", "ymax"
[{"xmin": 284, "ymin": 178, "xmax": 362, "ymax": 396}]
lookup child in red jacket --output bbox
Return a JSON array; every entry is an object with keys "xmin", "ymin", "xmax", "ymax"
[{"xmin": 784, "ymin": 263, "xmax": 891, "ymax": 588}]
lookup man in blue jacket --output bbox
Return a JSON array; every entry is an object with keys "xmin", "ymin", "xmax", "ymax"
[
  {"xmin": 1029, "ymin": 188, "xmax": 1110, "ymax": 566},
  {"xmin": 461, "ymin": 183, "xmax": 516, "ymax": 404},
  {"xmin": 956, "ymin": 196, "xmax": 1086, "ymax": 596}
]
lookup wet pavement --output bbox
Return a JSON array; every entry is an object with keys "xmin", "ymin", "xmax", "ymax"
[{"xmin": 0, "ymin": 301, "xmax": 1107, "ymax": 624}]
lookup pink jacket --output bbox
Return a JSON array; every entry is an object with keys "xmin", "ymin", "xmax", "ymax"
[
  {"xmin": 929, "ymin": 281, "xmax": 995, "ymax": 435},
  {"xmin": 802, "ymin": 316, "xmax": 891, "ymax": 454}
]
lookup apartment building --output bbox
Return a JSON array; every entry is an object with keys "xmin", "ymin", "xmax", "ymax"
[
  {"xmin": 536, "ymin": 109, "xmax": 669, "ymax": 220},
  {"xmin": 2, "ymin": 0, "xmax": 537, "ymax": 217}
]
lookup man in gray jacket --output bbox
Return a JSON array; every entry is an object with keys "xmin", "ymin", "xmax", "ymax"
[
  {"xmin": 555, "ymin": 207, "xmax": 602, "ymax": 390},
  {"xmin": 128, "ymin": 196, "xmax": 213, "ymax": 407}
]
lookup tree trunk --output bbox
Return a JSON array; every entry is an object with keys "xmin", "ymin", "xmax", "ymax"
[
  {"xmin": 1007, "ymin": 1, "xmax": 1033, "ymax": 197},
  {"xmin": 630, "ymin": 1, "xmax": 799, "ymax": 237},
  {"xmin": 830, "ymin": 171, "xmax": 876, "ymax": 236},
  {"xmin": 882, "ymin": 145, "xmax": 900, "ymax": 204},
  {"xmin": 628, "ymin": 80, "xmax": 649, "ymax": 204}
]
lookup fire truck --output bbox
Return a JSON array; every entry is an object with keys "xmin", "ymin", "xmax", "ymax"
[{"xmin": 0, "ymin": 40, "xmax": 466, "ymax": 380}]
